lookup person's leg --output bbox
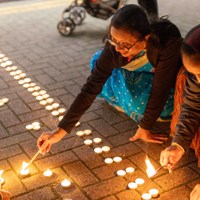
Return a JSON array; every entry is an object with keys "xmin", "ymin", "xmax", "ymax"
[{"xmin": 138, "ymin": 0, "xmax": 158, "ymax": 19}]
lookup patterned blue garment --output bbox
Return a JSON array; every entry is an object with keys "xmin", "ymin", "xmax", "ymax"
[{"xmin": 90, "ymin": 50, "xmax": 174, "ymax": 122}]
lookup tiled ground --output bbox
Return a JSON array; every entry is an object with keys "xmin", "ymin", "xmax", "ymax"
[{"xmin": 0, "ymin": 0, "xmax": 200, "ymax": 199}]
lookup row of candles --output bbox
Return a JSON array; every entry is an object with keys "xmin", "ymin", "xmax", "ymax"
[{"xmin": 0, "ymin": 52, "xmax": 160, "ymax": 199}]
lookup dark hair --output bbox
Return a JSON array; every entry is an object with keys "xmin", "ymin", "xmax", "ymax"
[{"xmin": 108, "ymin": 4, "xmax": 150, "ymax": 40}]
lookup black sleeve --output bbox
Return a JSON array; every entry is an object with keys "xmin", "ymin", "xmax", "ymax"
[
  {"xmin": 58, "ymin": 44, "xmax": 127, "ymax": 133},
  {"xmin": 139, "ymin": 38, "xmax": 182, "ymax": 130},
  {"xmin": 172, "ymin": 75, "xmax": 200, "ymax": 151}
]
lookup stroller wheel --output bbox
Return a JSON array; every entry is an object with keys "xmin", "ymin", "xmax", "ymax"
[
  {"xmin": 69, "ymin": 7, "xmax": 86, "ymax": 25},
  {"xmin": 57, "ymin": 19, "xmax": 75, "ymax": 36}
]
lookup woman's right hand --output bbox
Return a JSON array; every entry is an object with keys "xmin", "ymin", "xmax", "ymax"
[
  {"xmin": 0, "ymin": 189, "xmax": 11, "ymax": 200},
  {"xmin": 37, "ymin": 128, "xmax": 67, "ymax": 154}
]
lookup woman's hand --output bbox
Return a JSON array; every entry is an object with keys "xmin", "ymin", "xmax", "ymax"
[
  {"xmin": 37, "ymin": 128, "xmax": 67, "ymax": 154},
  {"xmin": 0, "ymin": 189, "xmax": 11, "ymax": 200},
  {"xmin": 129, "ymin": 127, "xmax": 168, "ymax": 144},
  {"xmin": 190, "ymin": 184, "xmax": 200, "ymax": 200},
  {"xmin": 160, "ymin": 145, "xmax": 184, "ymax": 172}
]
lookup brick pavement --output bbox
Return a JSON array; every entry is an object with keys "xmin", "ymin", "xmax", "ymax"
[{"xmin": 0, "ymin": 0, "xmax": 200, "ymax": 199}]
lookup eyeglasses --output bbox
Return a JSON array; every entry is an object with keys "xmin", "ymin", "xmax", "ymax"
[{"xmin": 106, "ymin": 36, "xmax": 140, "ymax": 52}]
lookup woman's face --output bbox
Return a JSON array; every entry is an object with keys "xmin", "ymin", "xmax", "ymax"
[
  {"xmin": 110, "ymin": 26, "xmax": 148, "ymax": 58},
  {"xmin": 182, "ymin": 53, "xmax": 200, "ymax": 82}
]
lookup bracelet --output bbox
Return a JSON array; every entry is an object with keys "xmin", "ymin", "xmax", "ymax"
[{"xmin": 171, "ymin": 142, "xmax": 185, "ymax": 154}]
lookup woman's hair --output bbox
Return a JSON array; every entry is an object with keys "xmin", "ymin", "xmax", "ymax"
[
  {"xmin": 182, "ymin": 24, "xmax": 200, "ymax": 57},
  {"xmin": 108, "ymin": 4, "xmax": 150, "ymax": 40}
]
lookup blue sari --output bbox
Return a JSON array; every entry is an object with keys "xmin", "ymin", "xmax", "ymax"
[{"xmin": 90, "ymin": 50, "xmax": 174, "ymax": 122}]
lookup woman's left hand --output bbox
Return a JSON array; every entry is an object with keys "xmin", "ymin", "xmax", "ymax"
[{"xmin": 129, "ymin": 127, "xmax": 168, "ymax": 144}]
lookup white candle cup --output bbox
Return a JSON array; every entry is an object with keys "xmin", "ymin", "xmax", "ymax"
[
  {"xmin": 36, "ymin": 96, "xmax": 43, "ymax": 101},
  {"xmin": 11, "ymin": 66, "xmax": 18, "ymax": 70},
  {"xmin": 1, "ymin": 98, "xmax": 9, "ymax": 103},
  {"xmin": 24, "ymin": 78, "xmax": 31, "ymax": 83},
  {"xmin": 42, "ymin": 94, "xmax": 50, "ymax": 99},
  {"xmin": 19, "ymin": 73, "xmax": 26, "ymax": 78},
  {"xmin": 40, "ymin": 100, "xmax": 47, "ymax": 105},
  {"xmin": 5, "ymin": 61, "xmax": 12, "ymax": 66},
  {"xmin": 45, "ymin": 105, "xmax": 53, "ymax": 111},
  {"xmin": 0, "ymin": 54, "xmax": 5, "ymax": 58},
  {"xmin": 52, "ymin": 103, "xmax": 59, "ymax": 109},
  {"xmin": 61, "ymin": 179, "xmax": 71, "ymax": 188},
  {"xmin": 15, "ymin": 70, "xmax": 22, "ymax": 75},
  {"xmin": 58, "ymin": 108, "xmax": 66, "ymax": 114},
  {"xmin": 27, "ymin": 88, "xmax": 35, "ymax": 92},
  {"xmin": 104, "ymin": 158, "xmax": 113, "ymax": 164},
  {"xmin": 30, "ymin": 83, "xmax": 36, "ymax": 87},
  {"xmin": 10, "ymin": 71, "xmax": 17, "ymax": 76},
  {"xmin": 39, "ymin": 90, "xmax": 46, "ymax": 95},
  {"xmin": 26, "ymin": 124, "xmax": 33, "ymax": 130},
  {"xmin": 94, "ymin": 147, "xmax": 102, "ymax": 154},
  {"xmin": 141, "ymin": 193, "xmax": 152, "ymax": 200},
  {"xmin": 14, "ymin": 75, "xmax": 21, "ymax": 80},
  {"xmin": 23, "ymin": 83, "xmax": 30, "ymax": 88},
  {"xmin": 101, "ymin": 146, "xmax": 111, "ymax": 153},
  {"xmin": 125, "ymin": 167, "xmax": 135, "ymax": 174},
  {"xmin": 46, "ymin": 98, "xmax": 54, "ymax": 104},
  {"xmin": 76, "ymin": 131, "xmax": 84, "ymax": 137},
  {"xmin": 93, "ymin": 138, "xmax": 102, "ymax": 144},
  {"xmin": 32, "ymin": 125, "xmax": 41, "ymax": 131},
  {"xmin": 51, "ymin": 110, "xmax": 59, "ymax": 116},
  {"xmin": 75, "ymin": 121, "xmax": 80, "ymax": 127},
  {"xmin": 34, "ymin": 86, "xmax": 41, "ymax": 91},
  {"xmin": 43, "ymin": 169, "xmax": 53, "ymax": 177},
  {"xmin": 149, "ymin": 189, "xmax": 159, "ymax": 198},
  {"xmin": 116, "ymin": 170, "xmax": 126, "ymax": 177},
  {"xmin": 84, "ymin": 139, "xmax": 93, "ymax": 146},
  {"xmin": 2, "ymin": 57, "xmax": 8, "ymax": 61},
  {"xmin": 32, "ymin": 122, "xmax": 40, "ymax": 127},
  {"xmin": 18, "ymin": 80, "xmax": 25, "ymax": 85},
  {"xmin": 32, "ymin": 92, "xmax": 40, "ymax": 97},
  {"xmin": 84, "ymin": 129, "xmax": 92, "ymax": 135},
  {"xmin": 128, "ymin": 182, "xmax": 137, "ymax": 189},
  {"xmin": 19, "ymin": 168, "xmax": 30, "ymax": 178},
  {"xmin": 113, "ymin": 157, "xmax": 122, "ymax": 163},
  {"xmin": 135, "ymin": 178, "xmax": 145, "ymax": 185},
  {"xmin": 5, "ymin": 67, "xmax": 12, "ymax": 71},
  {"xmin": 0, "ymin": 63, "xmax": 7, "ymax": 68}
]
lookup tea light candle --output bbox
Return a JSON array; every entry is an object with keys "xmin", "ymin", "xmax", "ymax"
[
  {"xmin": 43, "ymin": 169, "xmax": 53, "ymax": 177},
  {"xmin": 30, "ymin": 83, "xmax": 36, "ymax": 87},
  {"xmin": 0, "ymin": 101, "xmax": 4, "ymax": 107},
  {"xmin": 32, "ymin": 125, "xmax": 40, "ymax": 130},
  {"xmin": 75, "ymin": 121, "xmax": 80, "ymax": 127},
  {"xmin": 93, "ymin": 138, "xmax": 102, "ymax": 144},
  {"xmin": 46, "ymin": 98, "xmax": 54, "ymax": 104},
  {"xmin": 141, "ymin": 193, "xmax": 151, "ymax": 200},
  {"xmin": 32, "ymin": 122, "xmax": 40, "ymax": 127},
  {"xmin": 128, "ymin": 182, "xmax": 137, "ymax": 189},
  {"xmin": 5, "ymin": 67, "xmax": 12, "ymax": 71},
  {"xmin": 26, "ymin": 124, "xmax": 33, "ymax": 130},
  {"xmin": 10, "ymin": 71, "xmax": 17, "ymax": 76},
  {"xmin": 51, "ymin": 110, "xmax": 59, "ymax": 116},
  {"xmin": 14, "ymin": 75, "xmax": 21, "ymax": 80},
  {"xmin": 15, "ymin": 70, "xmax": 22, "ymax": 75},
  {"xmin": 94, "ymin": 147, "xmax": 102, "ymax": 154},
  {"xmin": 40, "ymin": 100, "xmax": 47, "ymax": 105},
  {"xmin": 125, "ymin": 167, "xmax": 135, "ymax": 174},
  {"xmin": 2, "ymin": 57, "xmax": 8, "ymax": 61},
  {"xmin": 23, "ymin": 83, "xmax": 30, "ymax": 88},
  {"xmin": 113, "ymin": 156, "xmax": 122, "ymax": 163},
  {"xmin": 135, "ymin": 178, "xmax": 145, "ymax": 185},
  {"xmin": 84, "ymin": 129, "xmax": 92, "ymax": 135},
  {"xmin": 149, "ymin": 189, "xmax": 159, "ymax": 198},
  {"xmin": 27, "ymin": 88, "xmax": 35, "ymax": 92},
  {"xmin": 84, "ymin": 139, "xmax": 93, "ymax": 146},
  {"xmin": 52, "ymin": 103, "xmax": 59, "ymax": 109},
  {"xmin": 45, "ymin": 105, "xmax": 53, "ymax": 110},
  {"xmin": 19, "ymin": 73, "xmax": 26, "ymax": 78},
  {"xmin": 34, "ymin": 86, "xmax": 41, "ymax": 91},
  {"xmin": 1, "ymin": 98, "xmax": 9, "ymax": 103},
  {"xmin": 58, "ymin": 108, "xmax": 66, "ymax": 114},
  {"xmin": 76, "ymin": 131, "xmax": 84, "ymax": 137},
  {"xmin": 0, "ymin": 54, "xmax": 5, "ymax": 58},
  {"xmin": 61, "ymin": 179, "xmax": 71, "ymax": 188},
  {"xmin": 116, "ymin": 170, "xmax": 126, "ymax": 177},
  {"xmin": 24, "ymin": 78, "xmax": 31, "ymax": 83},
  {"xmin": 32, "ymin": 92, "xmax": 40, "ymax": 97},
  {"xmin": 18, "ymin": 80, "xmax": 25, "ymax": 85},
  {"xmin": 102, "ymin": 146, "xmax": 110, "ymax": 153},
  {"xmin": 42, "ymin": 94, "xmax": 50, "ymax": 99},
  {"xmin": 11, "ymin": 66, "xmax": 18, "ymax": 70},
  {"xmin": 20, "ymin": 162, "xmax": 30, "ymax": 178},
  {"xmin": 0, "ymin": 62, "xmax": 7, "ymax": 68},
  {"xmin": 39, "ymin": 90, "xmax": 46, "ymax": 95},
  {"xmin": 36, "ymin": 96, "xmax": 43, "ymax": 101},
  {"xmin": 5, "ymin": 60, "xmax": 12, "ymax": 66},
  {"xmin": 104, "ymin": 158, "xmax": 113, "ymax": 164}
]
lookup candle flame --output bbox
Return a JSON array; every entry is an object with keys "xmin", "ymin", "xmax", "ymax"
[
  {"xmin": 145, "ymin": 156, "xmax": 156, "ymax": 177},
  {"xmin": 21, "ymin": 161, "xmax": 29, "ymax": 172},
  {"xmin": 0, "ymin": 170, "xmax": 4, "ymax": 177}
]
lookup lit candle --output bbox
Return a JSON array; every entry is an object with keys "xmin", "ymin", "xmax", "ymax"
[
  {"xmin": 27, "ymin": 88, "xmax": 35, "ymax": 92},
  {"xmin": 0, "ymin": 170, "xmax": 5, "ymax": 185},
  {"xmin": 32, "ymin": 122, "xmax": 40, "ymax": 127},
  {"xmin": 32, "ymin": 92, "xmax": 40, "ymax": 97},
  {"xmin": 135, "ymin": 178, "xmax": 145, "ymax": 185},
  {"xmin": 93, "ymin": 138, "xmax": 102, "ymax": 144},
  {"xmin": 61, "ymin": 179, "xmax": 71, "ymax": 188},
  {"xmin": 141, "ymin": 193, "xmax": 151, "ymax": 200},
  {"xmin": 58, "ymin": 108, "xmax": 66, "ymax": 114},
  {"xmin": 10, "ymin": 71, "xmax": 17, "ymax": 76},
  {"xmin": 39, "ymin": 90, "xmax": 46, "ymax": 95},
  {"xmin": 11, "ymin": 66, "xmax": 18, "ymax": 70},
  {"xmin": 145, "ymin": 156, "xmax": 156, "ymax": 178},
  {"xmin": 101, "ymin": 146, "xmax": 110, "ymax": 153},
  {"xmin": 42, "ymin": 94, "xmax": 50, "ymax": 99},
  {"xmin": 128, "ymin": 182, "xmax": 137, "ymax": 189},
  {"xmin": 0, "ymin": 63, "xmax": 7, "ymax": 68},
  {"xmin": 26, "ymin": 124, "xmax": 33, "ymax": 130},
  {"xmin": 75, "ymin": 121, "xmax": 80, "ymax": 127},
  {"xmin": 52, "ymin": 103, "xmax": 59, "ymax": 109},
  {"xmin": 43, "ymin": 169, "xmax": 53, "ymax": 177},
  {"xmin": 19, "ymin": 73, "xmax": 26, "ymax": 78},
  {"xmin": 15, "ymin": 70, "xmax": 22, "ymax": 75},
  {"xmin": 116, "ymin": 170, "xmax": 126, "ymax": 177},
  {"xmin": 23, "ymin": 83, "xmax": 30, "ymax": 88},
  {"xmin": 1, "ymin": 98, "xmax": 9, "ymax": 103},
  {"xmin": 40, "ymin": 100, "xmax": 47, "ymax": 105},
  {"xmin": 32, "ymin": 122, "xmax": 41, "ymax": 130},
  {"xmin": 14, "ymin": 75, "xmax": 21, "ymax": 80},
  {"xmin": 84, "ymin": 129, "xmax": 92, "ymax": 135},
  {"xmin": 5, "ymin": 60, "xmax": 12, "ymax": 66},
  {"xmin": 20, "ymin": 161, "xmax": 30, "ymax": 178},
  {"xmin": 2, "ymin": 57, "xmax": 8, "ymax": 61},
  {"xmin": 104, "ymin": 158, "xmax": 113, "ymax": 164},
  {"xmin": 30, "ymin": 83, "xmax": 36, "ymax": 87},
  {"xmin": 18, "ymin": 80, "xmax": 25, "ymax": 85},
  {"xmin": 84, "ymin": 139, "xmax": 93, "ymax": 146},
  {"xmin": 51, "ymin": 110, "xmax": 59, "ymax": 116},
  {"xmin": 34, "ymin": 86, "xmax": 41, "ymax": 91},
  {"xmin": 24, "ymin": 78, "xmax": 31, "ymax": 83},
  {"xmin": 149, "ymin": 189, "xmax": 159, "ymax": 198},
  {"xmin": 5, "ymin": 67, "xmax": 12, "ymax": 71},
  {"xmin": 113, "ymin": 156, "xmax": 122, "ymax": 163},
  {"xmin": 45, "ymin": 105, "xmax": 53, "ymax": 110},
  {"xmin": 125, "ymin": 167, "xmax": 135, "ymax": 174},
  {"xmin": 36, "ymin": 96, "xmax": 43, "ymax": 101},
  {"xmin": 76, "ymin": 131, "xmax": 85, "ymax": 137},
  {"xmin": 0, "ymin": 54, "xmax": 5, "ymax": 58},
  {"xmin": 94, "ymin": 147, "xmax": 102, "ymax": 154},
  {"xmin": 46, "ymin": 98, "xmax": 54, "ymax": 104}
]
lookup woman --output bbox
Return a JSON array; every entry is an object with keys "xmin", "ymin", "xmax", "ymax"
[
  {"xmin": 159, "ymin": 24, "xmax": 200, "ymax": 200},
  {"xmin": 37, "ymin": 4, "xmax": 182, "ymax": 153}
]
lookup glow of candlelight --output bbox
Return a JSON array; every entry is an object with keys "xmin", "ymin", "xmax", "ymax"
[
  {"xmin": 43, "ymin": 169, "xmax": 53, "ymax": 177},
  {"xmin": 0, "ymin": 170, "xmax": 4, "ymax": 187},
  {"xmin": 145, "ymin": 156, "xmax": 156, "ymax": 178},
  {"xmin": 20, "ymin": 161, "xmax": 30, "ymax": 175},
  {"xmin": 61, "ymin": 179, "xmax": 71, "ymax": 188}
]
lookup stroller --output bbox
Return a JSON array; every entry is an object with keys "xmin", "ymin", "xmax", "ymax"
[{"xmin": 57, "ymin": 0, "xmax": 123, "ymax": 36}]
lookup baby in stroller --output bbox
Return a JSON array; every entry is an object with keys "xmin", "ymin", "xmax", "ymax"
[{"xmin": 57, "ymin": 0, "xmax": 124, "ymax": 36}]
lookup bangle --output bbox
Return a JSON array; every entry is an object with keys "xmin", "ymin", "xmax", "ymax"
[{"xmin": 171, "ymin": 142, "xmax": 185, "ymax": 154}]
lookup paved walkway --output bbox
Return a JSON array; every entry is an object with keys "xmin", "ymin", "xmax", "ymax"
[{"xmin": 0, "ymin": 0, "xmax": 200, "ymax": 199}]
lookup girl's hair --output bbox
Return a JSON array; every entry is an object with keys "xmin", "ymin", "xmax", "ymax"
[
  {"xmin": 108, "ymin": 4, "xmax": 150, "ymax": 40},
  {"xmin": 182, "ymin": 24, "xmax": 200, "ymax": 56}
]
